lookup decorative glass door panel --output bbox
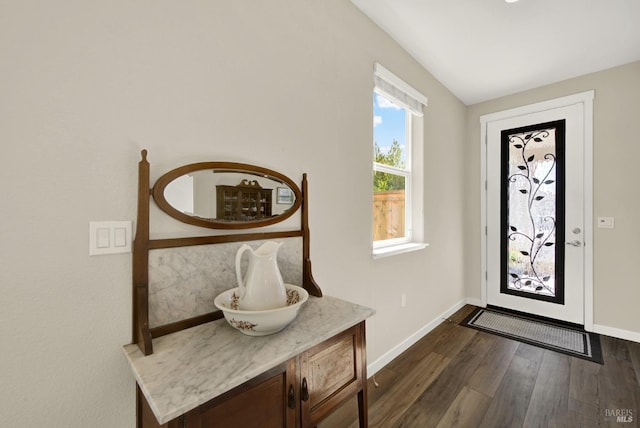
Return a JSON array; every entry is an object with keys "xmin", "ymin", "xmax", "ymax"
[{"xmin": 500, "ymin": 120, "xmax": 566, "ymax": 304}]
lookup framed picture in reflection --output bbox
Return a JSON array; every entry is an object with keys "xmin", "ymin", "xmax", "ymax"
[{"xmin": 276, "ymin": 187, "xmax": 293, "ymax": 204}]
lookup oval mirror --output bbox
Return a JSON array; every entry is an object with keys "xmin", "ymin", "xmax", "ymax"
[{"xmin": 152, "ymin": 162, "xmax": 302, "ymax": 229}]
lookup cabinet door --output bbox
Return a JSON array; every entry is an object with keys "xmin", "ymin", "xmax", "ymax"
[
  {"xmin": 299, "ymin": 324, "xmax": 365, "ymax": 427},
  {"xmin": 190, "ymin": 361, "xmax": 297, "ymax": 428}
]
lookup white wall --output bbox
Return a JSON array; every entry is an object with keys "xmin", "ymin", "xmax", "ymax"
[
  {"xmin": 465, "ymin": 61, "xmax": 640, "ymax": 336},
  {"xmin": 0, "ymin": 1, "xmax": 467, "ymax": 426}
]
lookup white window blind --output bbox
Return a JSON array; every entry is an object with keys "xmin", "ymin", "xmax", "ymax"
[{"xmin": 374, "ymin": 63, "xmax": 428, "ymax": 117}]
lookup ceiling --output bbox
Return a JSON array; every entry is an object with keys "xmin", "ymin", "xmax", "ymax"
[{"xmin": 351, "ymin": 0, "xmax": 640, "ymax": 105}]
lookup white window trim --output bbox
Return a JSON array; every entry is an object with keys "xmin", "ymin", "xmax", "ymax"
[
  {"xmin": 373, "ymin": 242, "xmax": 429, "ymax": 259},
  {"xmin": 372, "ymin": 64, "xmax": 428, "ymax": 258}
]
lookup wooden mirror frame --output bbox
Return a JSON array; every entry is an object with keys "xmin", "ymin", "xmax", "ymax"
[
  {"xmin": 152, "ymin": 162, "xmax": 302, "ymax": 230},
  {"xmin": 132, "ymin": 150, "xmax": 322, "ymax": 356}
]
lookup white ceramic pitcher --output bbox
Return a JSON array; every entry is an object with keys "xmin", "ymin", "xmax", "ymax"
[{"xmin": 235, "ymin": 241, "xmax": 287, "ymax": 311}]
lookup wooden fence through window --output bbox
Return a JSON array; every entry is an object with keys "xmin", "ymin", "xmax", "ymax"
[{"xmin": 373, "ymin": 190, "xmax": 405, "ymax": 241}]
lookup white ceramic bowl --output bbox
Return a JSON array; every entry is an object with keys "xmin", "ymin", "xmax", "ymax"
[{"xmin": 214, "ymin": 284, "xmax": 309, "ymax": 336}]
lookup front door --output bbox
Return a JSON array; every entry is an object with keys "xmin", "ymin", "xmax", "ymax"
[{"xmin": 485, "ymin": 101, "xmax": 586, "ymax": 325}]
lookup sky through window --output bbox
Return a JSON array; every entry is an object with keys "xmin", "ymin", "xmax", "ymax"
[{"xmin": 374, "ymin": 93, "xmax": 406, "ymax": 165}]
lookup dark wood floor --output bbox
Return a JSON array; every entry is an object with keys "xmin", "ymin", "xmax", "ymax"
[{"xmin": 319, "ymin": 305, "xmax": 640, "ymax": 428}]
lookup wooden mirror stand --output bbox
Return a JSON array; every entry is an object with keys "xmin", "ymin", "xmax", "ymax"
[{"xmin": 132, "ymin": 150, "xmax": 322, "ymax": 356}]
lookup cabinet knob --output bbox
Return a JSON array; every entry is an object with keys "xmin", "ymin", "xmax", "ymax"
[
  {"xmin": 301, "ymin": 377, "xmax": 309, "ymax": 402},
  {"xmin": 287, "ymin": 384, "xmax": 296, "ymax": 409}
]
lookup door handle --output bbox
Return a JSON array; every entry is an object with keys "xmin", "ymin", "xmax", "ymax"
[
  {"xmin": 301, "ymin": 377, "xmax": 309, "ymax": 402},
  {"xmin": 566, "ymin": 240, "xmax": 582, "ymax": 247},
  {"xmin": 287, "ymin": 384, "xmax": 296, "ymax": 409}
]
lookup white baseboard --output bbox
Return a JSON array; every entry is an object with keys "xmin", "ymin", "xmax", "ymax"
[
  {"xmin": 465, "ymin": 297, "xmax": 484, "ymax": 307},
  {"xmin": 367, "ymin": 299, "xmax": 468, "ymax": 377},
  {"xmin": 593, "ymin": 324, "xmax": 640, "ymax": 343}
]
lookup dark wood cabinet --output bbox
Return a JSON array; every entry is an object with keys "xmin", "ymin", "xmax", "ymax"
[
  {"xmin": 216, "ymin": 180, "xmax": 272, "ymax": 221},
  {"xmin": 137, "ymin": 323, "xmax": 367, "ymax": 428}
]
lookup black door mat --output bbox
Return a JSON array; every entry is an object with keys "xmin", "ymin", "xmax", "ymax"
[{"xmin": 461, "ymin": 307, "xmax": 603, "ymax": 364}]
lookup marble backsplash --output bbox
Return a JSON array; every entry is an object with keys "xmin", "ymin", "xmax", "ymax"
[{"xmin": 148, "ymin": 237, "xmax": 303, "ymax": 328}]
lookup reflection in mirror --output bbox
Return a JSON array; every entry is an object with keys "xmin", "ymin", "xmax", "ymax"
[
  {"xmin": 152, "ymin": 163, "xmax": 301, "ymax": 230},
  {"xmin": 165, "ymin": 170, "xmax": 294, "ymax": 221}
]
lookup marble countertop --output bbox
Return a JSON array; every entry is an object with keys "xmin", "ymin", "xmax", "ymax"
[{"xmin": 123, "ymin": 295, "xmax": 375, "ymax": 424}]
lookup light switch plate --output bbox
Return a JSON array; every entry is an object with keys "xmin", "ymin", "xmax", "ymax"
[{"xmin": 89, "ymin": 221, "xmax": 132, "ymax": 255}]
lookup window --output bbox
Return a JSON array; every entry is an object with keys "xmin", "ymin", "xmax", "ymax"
[
  {"xmin": 372, "ymin": 64, "xmax": 428, "ymax": 257},
  {"xmin": 373, "ymin": 93, "xmax": 410, "ymax": 242}
]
